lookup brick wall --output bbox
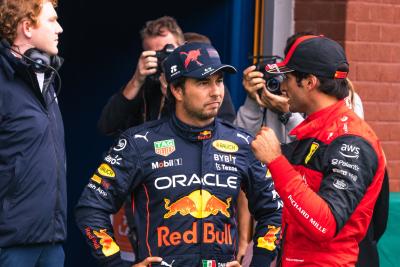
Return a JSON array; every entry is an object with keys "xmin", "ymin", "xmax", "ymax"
[{"xmin": 294, "ymin": 0, "xmax": 400, "ymax": 191}]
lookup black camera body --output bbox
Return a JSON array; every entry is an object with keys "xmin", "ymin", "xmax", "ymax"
[
  {"xmin": 148, "ymin": 43, "xmax": 175, "ymax": 82},
  {"xmin": 256, "ymin": 62, "xmax": 285, "ymax": 95}
]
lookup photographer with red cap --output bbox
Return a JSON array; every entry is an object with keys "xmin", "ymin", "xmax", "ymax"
[{"xmin": 251, "ymin": 35, "xmax": 386, "ymax": 266}]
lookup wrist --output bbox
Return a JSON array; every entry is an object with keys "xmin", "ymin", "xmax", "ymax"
[{"xmin": 278, "ymin": 112, "xmax": 292, "ymax": 125}]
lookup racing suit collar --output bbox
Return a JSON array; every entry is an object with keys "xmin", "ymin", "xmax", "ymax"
[
  {"xmin": 170, "ymin": 113, "xmax": 215, "ymax": 142},
  {"xmin": 290, "ymin": 100, "xmax": 348, "ymax": 139}
]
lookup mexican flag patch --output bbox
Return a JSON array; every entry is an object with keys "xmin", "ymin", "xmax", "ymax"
[{"xmin": 202, "ymin": 260, "xmax": 216, "ymax": 267}]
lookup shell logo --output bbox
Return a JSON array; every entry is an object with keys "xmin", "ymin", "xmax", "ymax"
[
  {"xmin": 97, "ymin": 163, "xmax": 115, "ymax": 178},
  {"xmin": 212, "ymin": 140, "xmax": 238, "ymax": 153}
]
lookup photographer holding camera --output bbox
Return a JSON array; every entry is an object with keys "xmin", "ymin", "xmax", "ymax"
[
  {"xmin": 235, "ymin": 59, "xmax": 304, "ymax": 142},
  {"xmin": 98, "ymin": 16, "xmax": 235, "ymax": 136}
]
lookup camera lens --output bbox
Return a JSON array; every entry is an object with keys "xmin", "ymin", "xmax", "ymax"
[{"xmin": 266, "ymin": 78, "xmax": 281, "ymax": 94}]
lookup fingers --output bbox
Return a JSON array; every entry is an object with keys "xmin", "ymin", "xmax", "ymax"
[
  {"xmin": 242, "ymin": 65, "xmax": 265, "ymax": 95},
  {"xmin": 226, "ymin": 260, "xmax": 242, "ymax": 267},
  {"xmin": 259, "ymin": 88, "xmax": 290, "ymax": 113},
  {"xmin": 133, "ymin": 256, "xmax": 163, "ymax": 267},
  {"xmin": 137, "ymin": 50, "xmax": 158, "ymax": 77}
]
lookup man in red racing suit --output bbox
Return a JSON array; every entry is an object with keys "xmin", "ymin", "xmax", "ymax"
[{"xmin": 252, "ymin": 35, "xmax": 386, "ymax": 266}]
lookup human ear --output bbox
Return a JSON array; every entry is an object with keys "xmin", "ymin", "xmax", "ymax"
[
  {"xmin": 170, "ymin": 84, "xmax": 184, "ymax": 102},
  {"xmin": 21, "ymin": 20, "xmax": 33, "ymax": 39}
]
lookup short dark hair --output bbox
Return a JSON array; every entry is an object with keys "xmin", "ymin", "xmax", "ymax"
[
  {"xmin": 286, "ymin": 32, "xmax": 349, "ymax": 99},
  {"xmin": 183, "ymin": 32, "xmax": 211, "ymax": 44},
  {"xmin": 291, "ymin": 70, "xmax": 349, "ymax": 100},
  {"xmin": 140, "ymin": 16, "xmax": 184, "ymax": 45},
  {"xmin": 166, "ymin": 76, "xmax": 186, "ymax": 106}
]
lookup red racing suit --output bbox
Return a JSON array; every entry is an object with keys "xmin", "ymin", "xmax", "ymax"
[
  {"xmin": 75, "ymin": 114, "xmax": 282, "ymax": 267},
  {"xmin": 267, "ymin": 100, "xmax": 386, "ymax": 266}
]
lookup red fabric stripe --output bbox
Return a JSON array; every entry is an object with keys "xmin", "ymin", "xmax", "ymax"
[
  {"xmin": 278, "ymin": 35, "xmax": 320, "ymax": 67},
  {"xmin": 143, "ymin": 184, "xmax": 152, "ymax": 257},
  {"xmin": 334, "ymin": 71, "xmax": 348, "ymax": 79}
]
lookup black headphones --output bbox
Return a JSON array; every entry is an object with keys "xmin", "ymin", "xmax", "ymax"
[
  {"xmin": 1, "ymin": 38, "xmax": 63, "ymax": 103},
  {"xmin": 22, "ymin": 47, "xmax": 51, "ymax": 73}
]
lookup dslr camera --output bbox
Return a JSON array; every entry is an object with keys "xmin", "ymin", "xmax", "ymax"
[
  {"xmin": 254, "ymin": 56, "xmax": 285, "ymax": 95},
  {"xmin": 148, "ymin": 43, "xmax": 175, "ymax": 82}
]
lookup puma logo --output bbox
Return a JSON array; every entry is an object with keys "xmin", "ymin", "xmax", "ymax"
[
  {"xmin": 161, "ymin": 260, "xmax": 175, "ymax": 267},
  {"xmin": 134, "ymin": 131, "xmax": 149, "ymax": 142},
  {"xmin": 237, "ymin": 133, "xmax": 250, "ymax": 144}
]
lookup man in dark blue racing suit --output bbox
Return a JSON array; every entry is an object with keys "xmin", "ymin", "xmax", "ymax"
[{"xmin": 75, "ymin": 42, "xmax": 282, "ymax": 267}]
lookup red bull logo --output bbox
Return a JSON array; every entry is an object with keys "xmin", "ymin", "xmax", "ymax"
[
  {"xmin": 92, "ymin": 228, "xmax": 120, "ymax": 257},
  {"xmin": 256, "ymin": 225, "xmax": 281, "ymax": 251},
  {"xmin": 157, "ymin": 222, "xmax": 232, "ymax": 247},
  {"xmin": 197, "ymin": 130, "xmax": 212, "ymax": 140},
  {"xmin": 163, "ymin": 190, "xmax": 231, "ymax": 219},
  {"xmin": 180, "ymin": 49, "xmax": 203, "ymax": 68}
]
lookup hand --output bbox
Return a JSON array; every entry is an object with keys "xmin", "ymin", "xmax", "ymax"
[
  {"xmin": 123, "ymin": 50, "xmax": 158, "ymax": 100},
  {"xmin": 251, "ymin": 127, "xmax": 282, "ymax": 164},
  {"xmin": 259, "ymin": 87, "xmax": 290, "ymax": 113},
  {"xmin": 226, "ymin": 260, "xmax": 242, "ymax": 267},
  {"xmin": 132, "ymin": 256, "xmax": 162, "ymax": 267},
  {"xmin": 242, "ymin": 65, "xmax": 265, "ymax": 105}
]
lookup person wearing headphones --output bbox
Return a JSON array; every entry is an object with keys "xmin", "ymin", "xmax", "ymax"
[{"xmin": 0, "ymin": 1, "xmax": 66, "ymax": 266}]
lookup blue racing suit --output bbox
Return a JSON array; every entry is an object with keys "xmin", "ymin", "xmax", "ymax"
[{"xmin": 75, "ymin": 114, "xmax": 282, "ymax": 267}]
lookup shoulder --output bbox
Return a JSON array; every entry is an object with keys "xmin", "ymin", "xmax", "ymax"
[
  {"xmin": 215, "ymin": 118, "xmax": 255, "ymax": 147},
  {"xmin": 123, "ymin": 116, "xmax": 169, "ymax": 138}
]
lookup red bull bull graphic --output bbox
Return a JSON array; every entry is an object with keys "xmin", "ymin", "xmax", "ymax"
[
  {"xmin": 92, "ymin": 228, "xmax": 120, "ymax": 257},
  {"xmin": 256, "ymin": 225, "xmax": 281, "ymax": 251},
  {"xmin": 180, "ymin": 49, "xmax": 203, "ymax": 68},
  {"xmin": 163, "ymin": 190, "xmax": 231, "ymax": 219},
  {"xmin": 164, "ymin": 196, "xmax": 197, "ymax": 218}
]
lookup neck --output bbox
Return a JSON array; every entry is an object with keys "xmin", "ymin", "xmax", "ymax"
[
  {"xmin": 175, "ymin": 108, "xmax": 215, "ymax": 128},
  {"xmin": 306, "ymin": 92, "xmax": 339, "ymax": 115}
]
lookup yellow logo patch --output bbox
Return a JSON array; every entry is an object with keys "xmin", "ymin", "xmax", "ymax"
[
  {"xmin": 91, "ymin": 174, "xmax": 102, "ymax": 184},
  {"xmin": 305, "ymin": 142, "xmax": 319, "ymax": 164},
  {"xmin": 212, "ymin": 140, "xmax": 238, "ymax": 153},
  {"xmin": 93, "ymin": 229, "xmax": 120, "ymax": 257},
  {"xmin": 97, "ymin": 163, "xmax": 115, "ymax": 178},
  {"xmin": 257, "ymin": 225, "xmax": 281, "ymax": 251}
]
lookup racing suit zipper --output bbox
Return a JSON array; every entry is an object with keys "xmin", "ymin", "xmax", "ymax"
[{"xmin": 199, "ymin": 140, "xmax": 205, "ymax": 262}]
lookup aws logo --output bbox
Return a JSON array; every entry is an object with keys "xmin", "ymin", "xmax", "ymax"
[
  {"xmin": 212, "ymin": 140, "xmax": 238, "ymax": 153},
  {"xmin": 340, "ymin": 143, "xmax": 360, "ymax": 159}
]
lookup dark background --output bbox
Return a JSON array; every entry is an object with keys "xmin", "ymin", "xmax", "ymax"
[{"xmin": 56, "ymin": 1, "xmax": 254, "ymax": 266}]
